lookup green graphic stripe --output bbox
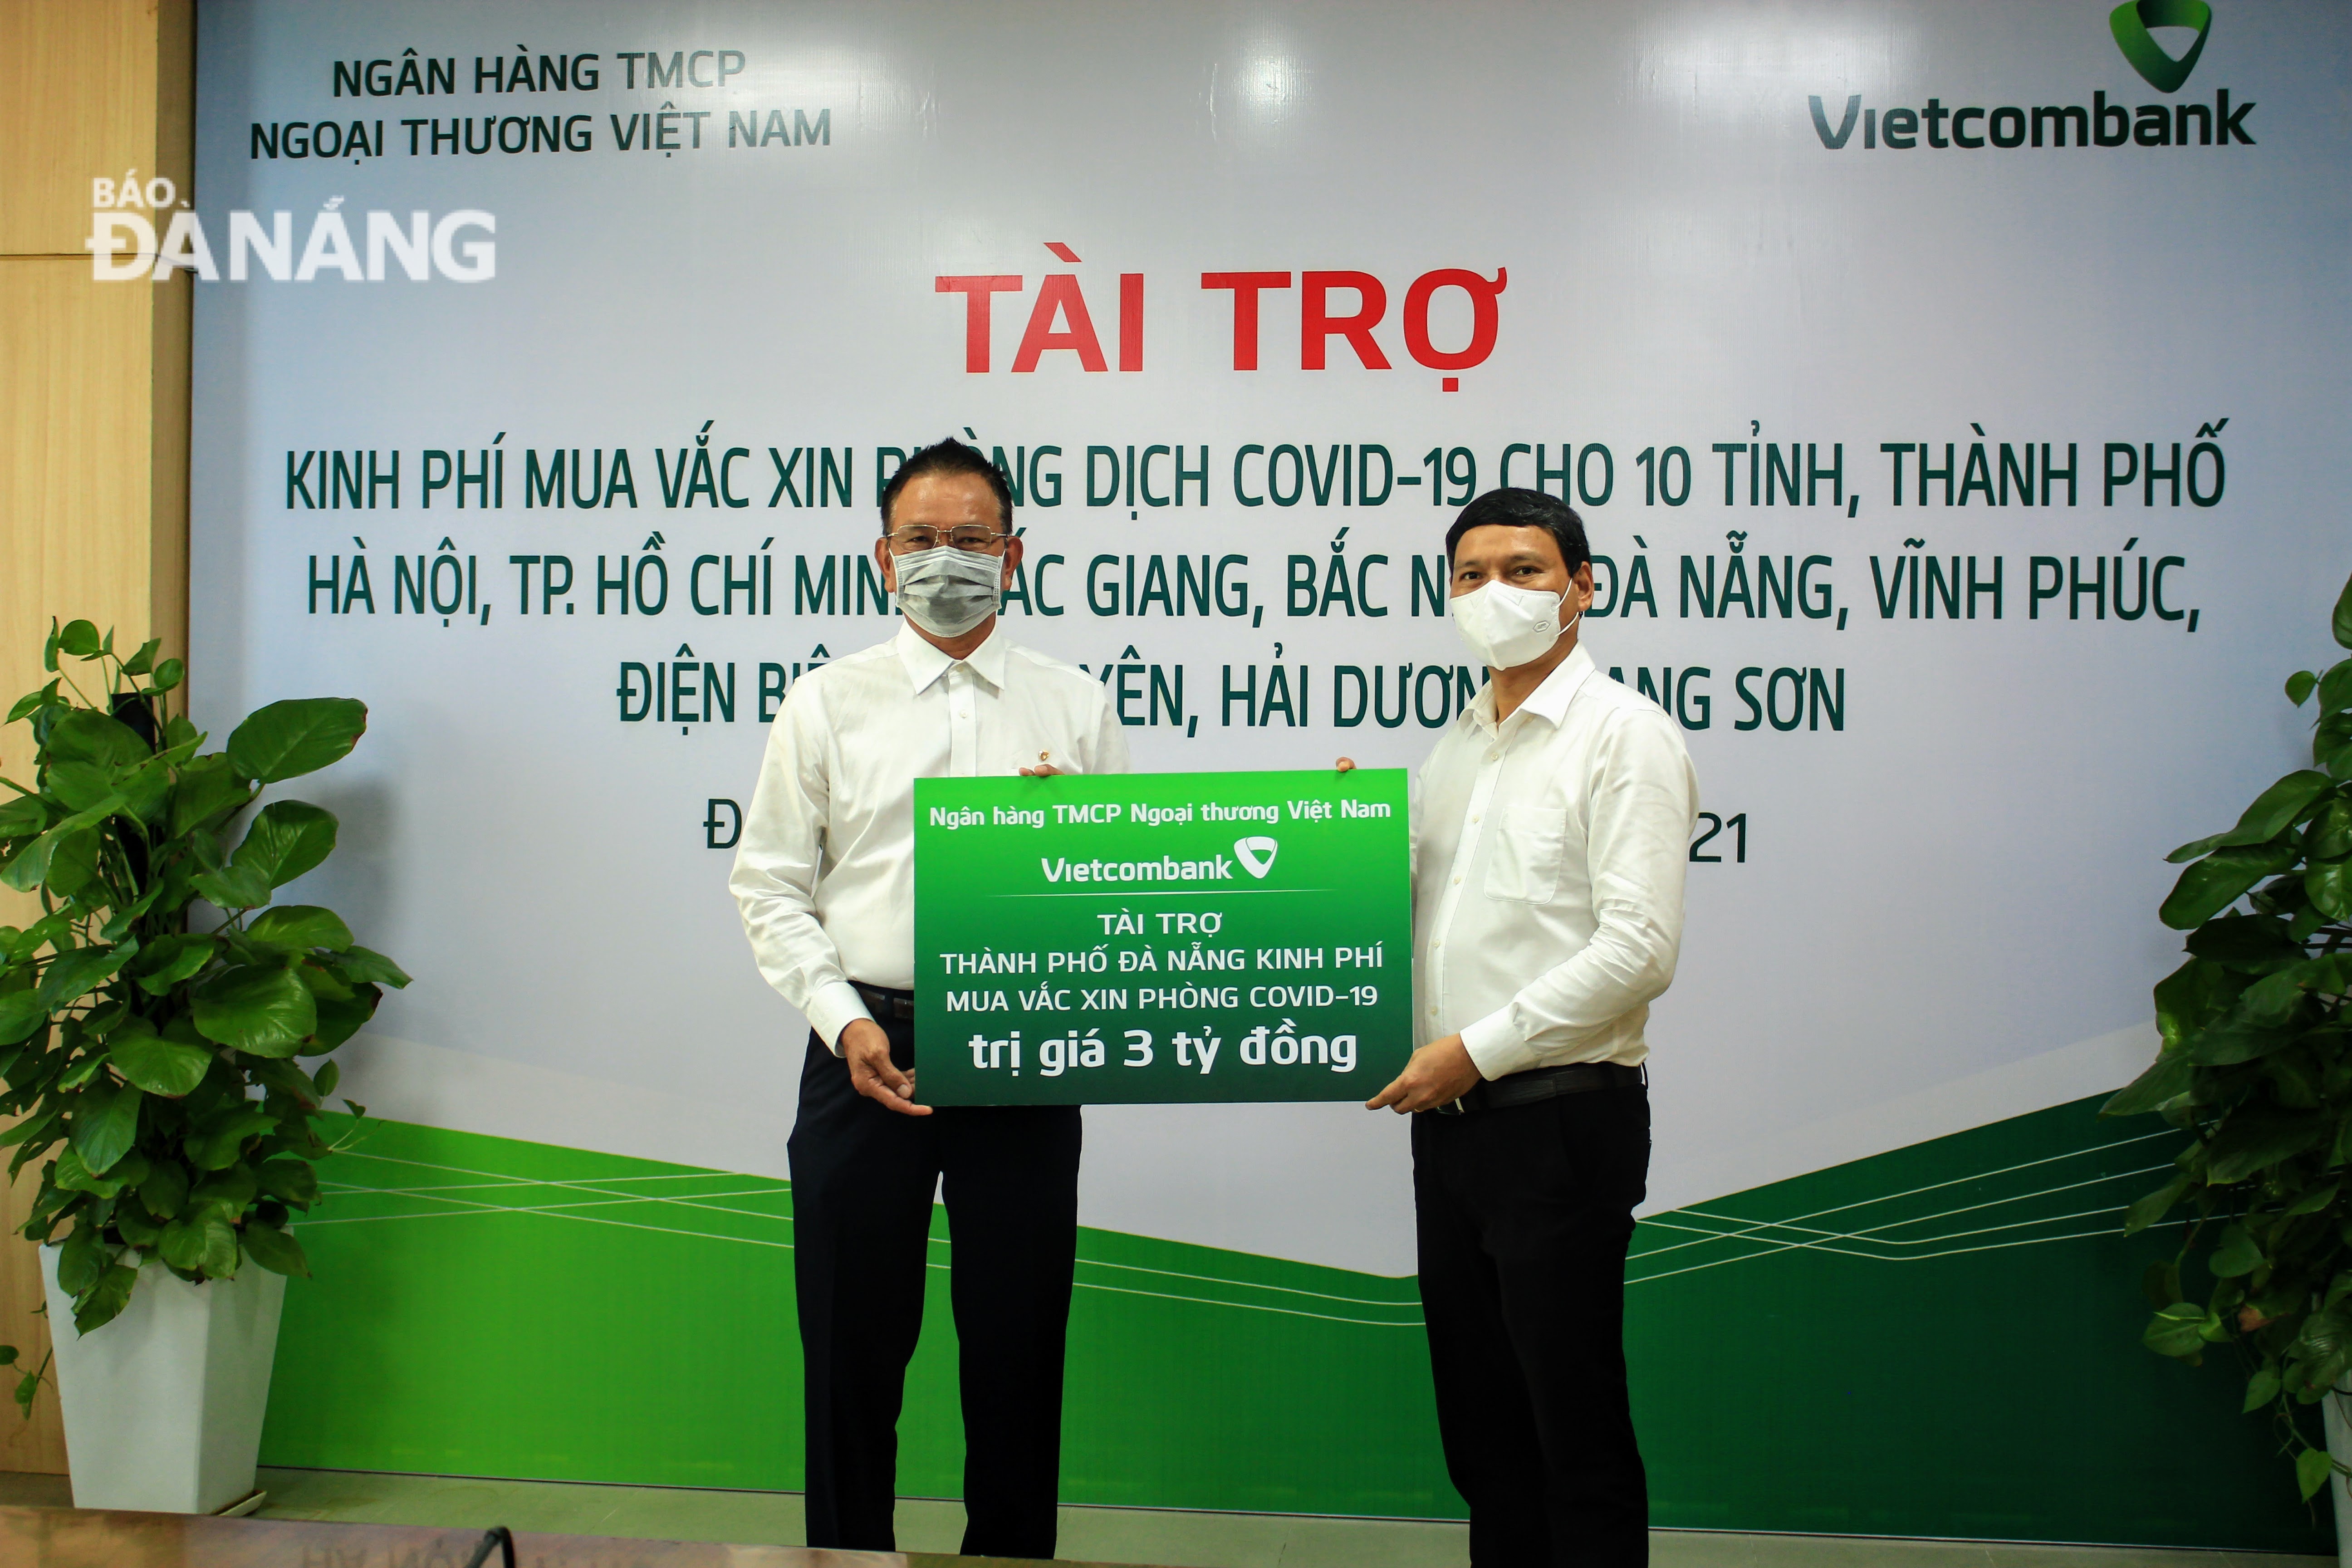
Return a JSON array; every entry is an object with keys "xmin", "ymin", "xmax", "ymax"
[
  {"xmin": 262, "ymin": 1100, "xmax": 2328, "ymax": 1550},
  {"xmin": 313, "ymin": 1150, "xmax": 1426, "ymax": 1327}
]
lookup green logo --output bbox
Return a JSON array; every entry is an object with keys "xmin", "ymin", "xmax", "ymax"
[{"xmin": 2110, "ymin": 0, "xmax": 2212, "ymax": 93}]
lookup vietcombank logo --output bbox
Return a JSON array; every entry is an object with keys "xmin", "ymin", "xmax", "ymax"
[
  {"xmin": 1808, "ymin": 0, "xmax": 2249, "ymax": 152},
  {"xmin": 2112, "ymin": 0, "xmax": 2210, "ymax": 92}
]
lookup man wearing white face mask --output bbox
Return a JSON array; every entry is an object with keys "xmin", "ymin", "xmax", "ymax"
[
  {"xmin": 730, "ymin": 439, "xmax": 1127, "ymax": 1561},
  {"xmin": 1366, "ymin": 487, "xmax": 1697, "ymax": 1567}
]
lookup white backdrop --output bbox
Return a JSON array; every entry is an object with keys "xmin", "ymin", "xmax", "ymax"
[{"xmin": 186, "ymin": 0, "xmax": 2351, "ymax": 1274}]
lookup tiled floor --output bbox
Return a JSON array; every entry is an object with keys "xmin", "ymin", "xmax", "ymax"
[{"xmin": 0, "ymin": 1468, "xmax": 2329, "ymax": 1568}]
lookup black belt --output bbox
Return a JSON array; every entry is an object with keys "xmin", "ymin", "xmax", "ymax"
[
  {"xmin": 1434, "ymin": 1060, "xmax": 1645, "ymax": 1115},
  {"xmin": 851, "ymin": 981, "xmax": 916, "ymax": 1023}
]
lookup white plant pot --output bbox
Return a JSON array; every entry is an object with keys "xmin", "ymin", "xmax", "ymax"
[
  {"xmin": 39, "ymin": 1245, "xmax": 286, "ymax": 1514},
  {"xmin": 2328, "ymin": 1384, "xmax": 2352, "ymax": 1568}
]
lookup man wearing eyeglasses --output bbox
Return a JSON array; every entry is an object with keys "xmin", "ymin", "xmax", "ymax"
[{"xmin": 730, "ymin": 438, "xmax": 1127, "ymax": 1561}]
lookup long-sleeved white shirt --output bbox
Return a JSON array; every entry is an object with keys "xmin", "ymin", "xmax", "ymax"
[
  {"xmin": 1413, "ymin": 643, "xmax": 1699, "ymax": 1080},
  {"xmin": 730, "ymin": 622, "xmax": 1130, "ymax": 1051}
]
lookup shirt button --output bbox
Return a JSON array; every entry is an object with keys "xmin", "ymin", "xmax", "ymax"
[{"xmin": 1451, "ymin": 876, "xmax": 1462, "ymax": 886}]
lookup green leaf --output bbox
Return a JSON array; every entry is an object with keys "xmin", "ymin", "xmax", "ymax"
[
  {"xmin": 189, "ymin": 1164, "xmax": 257, "ymax": 1215},
  {"xmin": 157, "ymin": 1211, "xmax": 238, "ymax": 1277},
  {"xmin": 2142, "ymin": 1259, "xmax": 2184, "ymax": 1308},
  {"xmin": 2287, "ymin": 1181, "xmax": 2342, "ymax": 1218},
  {"xmin": 2211, "ymin": 1222, "xmax": 2265, "ymax": 1278},
  {"xmin": 191, "ymin": 966, "xmax": 315, "ymax": 1056},
  {"xmin": 2311, "ymin": 857, "xmax": 2352, "ymax": 924},
  {"xmin": 0, "ymin": 992, "xmax": 46, "ymax": 1048},
  {"xmin": 2185, "ymin": 1017, "xmax": 2299, "ymax": 1067},
  {"xmin": 2238, "ymin": 966, "xmax": 2319, "ymax": 1027},
  {"xmin": 41, "ymin": 709, "xmax": 147, "ymax": 769},
  {"xmin": 2300, "ymin": 1445, "xmax": 2337, "ymax": 1500},
  {"xmin": 2290, "ymin": 671, "xmax": 2321, "ymax": 706},
  {"xmin": 2185, "ymin": 914, "xmax": 2307, "ymax": 974},
  {"xmin": 73, "ymin": 1264, "xmax": 136, "ymax": 1334},
  {"xmin": 230, "ymin": 803, "xmax": 338, "ymax": 890},
  {"xmin": 2145, "ymin": 1301, "xmax": 2212, "ymax": 1358},
  {"xmin": 139, "ymin": 1158, "xmax": 189, "ymax": 1220},
  {"xmin": 70, "ymin": 1082, "xmax": 142, "ymax": 1176},
  {"xmin": 308, "ymin": 984, "xmax": 378, "ymax": 1051},
  {"xmin": 312, "ymin": 1059, "xmax": 339, "ymax": 1099},
  {"xmin": 0, "ymin": 797, "xmax": 47, "ymax": 839},
  {"xmin": 334, "ymin": 946, "xmax": 411, "ymax": 989},
  {"xmin": 5, "ymin": 681, "xmax": 59, "ymax": 726},
  {"xmin": 152, "ymin": 657, "xmax": 184, "ymax": 693},
  {"xmin": 132, "ymin": 934, "xmax": 216, "ymax": 996},
  {"xmin": 244, "ymin": 906, "xmax": 351, "ymax": 953},
  {"xmin": 51, "ymin": 1145, "xmax": 122, "ymax": 1198},
  {"xmin": 54, "ymin": 622, "xmax": 98, "ymax": 659},
  {"xmin": 2208, "ymin": 1111, "xmax": 2331, "ymax": 1184},
  {"xmin": 255, "ymin": 1156, "xmax": 318, "ymax": 1205},
  {"xmin": 225, "ymin": 698, "xmax": 368, "ymax": 784},
  {"xmin": 106, "ymin": 1018, "xmax": 210, "ymax": 1097},
  {"xmin": 2104, "ymin": 1054, "xmax": 2193, "ymax": 1117},
  {"xmin": 2309, "ymin": 799, "xmax": 2352, "ymax": 864},
  {"xmin": 34, "ymin": 944, "xmax": 130, "ymax": 1014},
  {"xmin": 1, "ymin": 798, "xmax": 125, "ymax": 893},
  {"xmin": 190, "ymin": 862, "xmax": 272, "ymax": 913},
  {"xmin": 2167, "ymin": 772, "xmax": 2335, "ymax": 862},
  {"xmin": 184, "ymin": 1107, "xmax": 276, "ymax": 1171},
  {"xmin": 122, "ymin": 638, "xmax": 160, "ymax": 677},
  {"xmin": 2336, "ymin": 568, "xmax": 2352, "ymax": 650},
  {"xmin": 2229, "ymin": 771, "xmax": 2333, "ymax": 845},
  {"xmin": 168, "ymin": 755, "xmax": 252, "ymax": 838},
  {"xmin": 2324, "ymin": 660, "xmax": 2352, "ymax": 718},
  {"xmin": 56, "ymin": 1225, "xmax": 105, "ymax": 1296},
  {"xmin": 2162, "ymin": 843, "xmax": 2301, "ymax": 930},
  {"xmin": 240, "ymin": 1224, "xmax": 309, "ymax": 1279},
  {"xmin": 2123, "ymin": 1174, "xmax": 2193, "ymax": 1234}
]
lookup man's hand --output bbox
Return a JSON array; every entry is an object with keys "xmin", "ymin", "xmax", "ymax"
[
  {"xmin": 1333, "ymin": 757, "xmax": 1356, "ymax": 773},
  {"xmin": 1366, "ymin": 1034, "xmax": 1483, "ymax": 1115},
  {"xmin": 841, "ymin": 1018, "xmax": 931, "ymax": 1116},
  {"xmin": 1020, "ymin": 751, "xmax": 1063, "ymax": 778}
]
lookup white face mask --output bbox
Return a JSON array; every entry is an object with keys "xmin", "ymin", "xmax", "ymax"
[
  {"xmin": 893, "ymin": 545, "xmax": 1004, "ymax": 638},
  {"xmin": 1450, "ymin": 580, "xmax": 1575, "ymax": 670}
]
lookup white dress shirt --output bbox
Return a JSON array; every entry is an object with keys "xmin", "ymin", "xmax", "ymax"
[
  {"xmin": 730, "ymin": 621, "xmax": 1131, "ymax": 1051},
  {"xmin": 1413, "ymin": 643, "xmax": 1699, "ymax": 1080}
]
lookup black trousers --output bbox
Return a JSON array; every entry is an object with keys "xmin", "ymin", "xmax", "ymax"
[
  {"xmin": 1412, "ymin": 1084, "xmax": 1651, "ymax": 1568},
  {"xmin": 786, "ymin": 1018, "xmax": 1081, "ymax": 1559}
]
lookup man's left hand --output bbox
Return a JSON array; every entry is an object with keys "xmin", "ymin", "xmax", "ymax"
[
  {"xmin": 1020, "ymin": 759, "xmax": 1062, "ymax": 777},
  {"xmin": 1367, "ymin": 1034, "xmax": 1483, "ymax": 1114}
]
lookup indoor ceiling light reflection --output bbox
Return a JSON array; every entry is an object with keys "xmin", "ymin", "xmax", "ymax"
[
  {"xmin": 1637, "ymin": 3, "xmax": 1917, "ymax": 119},
  {"xmin": 1211, "ymin": 26, "xmax": 1308, "ymax": 144}
]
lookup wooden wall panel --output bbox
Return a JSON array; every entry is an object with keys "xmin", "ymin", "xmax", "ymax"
[{"xmin": 0, "ymin": 0, "xmax": 194, "ymax": 1477}]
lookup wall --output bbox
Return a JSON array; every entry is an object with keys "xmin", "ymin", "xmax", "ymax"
[{"xmin": 0, "ymin": 0, "xmax": 194, "ymax": 1475}]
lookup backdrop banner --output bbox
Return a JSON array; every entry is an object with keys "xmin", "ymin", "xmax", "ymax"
[
  {"xmin": 178, "ymin": 0, "xmax": 2350, "ymax": 1546},
  {"xmin": 912, "ymin": 768, "xmax": 1411, "ymax": 1105}
]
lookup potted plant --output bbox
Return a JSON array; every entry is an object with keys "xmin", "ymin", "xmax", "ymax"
[
  {"xmin": 2107, "ymin": 568, "xmax": 2352, "ymax": 1547},
  {"xmin": 0, "ymin": 618, "xmax": 405, "ymax": 1513}
]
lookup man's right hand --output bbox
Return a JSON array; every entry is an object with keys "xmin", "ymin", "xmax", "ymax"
[{"xmin": 840, "ymin": 1018, "xmax": 931, "ymax": 1116}]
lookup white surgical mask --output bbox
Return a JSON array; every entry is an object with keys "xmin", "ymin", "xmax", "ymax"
[
  {"xmin": 893, "ymin": 546, "xmax": 1004, "ymax": 637},
  {"xmin": 1450, "ymin": 580, "xmax": 1575, "ymax": 670}
]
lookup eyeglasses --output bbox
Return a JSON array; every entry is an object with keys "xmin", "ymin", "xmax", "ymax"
[{"xmin": 883, "ymin": 526, "xmax": 1009, "ymax": 554}]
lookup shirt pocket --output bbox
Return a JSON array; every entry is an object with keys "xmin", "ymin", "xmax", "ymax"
[{"xmin": 1483, "ymin": 804, "xmax": 1569, "ymax": 905}]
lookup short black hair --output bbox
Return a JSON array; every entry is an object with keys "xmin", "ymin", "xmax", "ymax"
[
  {"xmin": 1444, "ymin": 487, "xmax": 1590, "ymax": 574},
  {"xmin": 879, "ymin": 439, "xmax": 1013, "ymax": 532}
]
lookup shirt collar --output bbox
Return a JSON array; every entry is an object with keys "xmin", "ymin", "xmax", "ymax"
[
  {"xmin": 1466, "ymin": 643, "xmax": 1597, "ymax": 733},
  {"xmin": 893, "ymin": 620, "xmax": 1009, "ymax": 694}
]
